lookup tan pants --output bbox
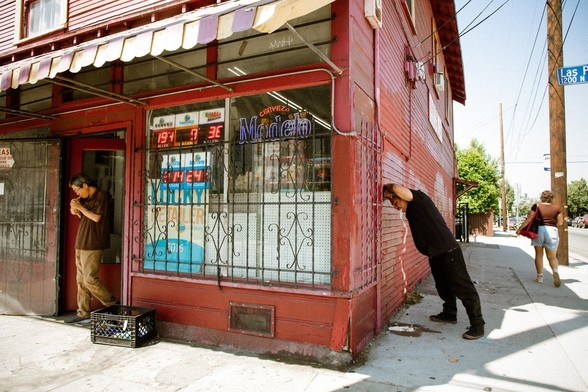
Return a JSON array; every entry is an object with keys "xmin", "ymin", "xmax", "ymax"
[{"xmin": 75, "ymin": 249, "xmax": 116, "ymax": 318}]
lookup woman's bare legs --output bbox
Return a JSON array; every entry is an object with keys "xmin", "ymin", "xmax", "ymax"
[
  {"xmin": 534, "ymin": 246, "xmax": 544, "ymax": 273},
  {"xmin": 533, "ymin": 246, "xmax": 544, "ymax": 283},
  {"xmin": 545, "ymin": 247, "xmax": 561, "ymax": 287}
]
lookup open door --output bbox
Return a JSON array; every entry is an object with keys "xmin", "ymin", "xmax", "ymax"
[
  {"xmin": 0, "ymin": 139, "xmax": 61, "ymax": 316},
  {"xmin": 63, "ymin": 137, "xmax": 125, "ymax": 313}
]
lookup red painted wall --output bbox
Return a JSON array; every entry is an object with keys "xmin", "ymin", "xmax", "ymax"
[
  {"xmin": 132, "ymin": 275, "xmax": 351, "ymax": 346},
  {"xmin": 345, "ymin": 0, "xmax": 459, "ymax": 330},
  {"xmin": 380, "ymin": 1, "xmax": 457, "ymax": 323}
]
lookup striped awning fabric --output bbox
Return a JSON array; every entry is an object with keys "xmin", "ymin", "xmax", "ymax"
[{"xmin": 0, "ymin": 0, "xmax": 334, "ymax": 92}]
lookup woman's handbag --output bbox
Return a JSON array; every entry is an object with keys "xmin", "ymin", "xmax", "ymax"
[{"xmin": 519, "ymin": 204, "xmax": 540, "ymax": 239}]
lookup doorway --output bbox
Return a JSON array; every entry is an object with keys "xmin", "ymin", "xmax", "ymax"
[
  {"xmin": 0, "ymin": 139, "xmax": 61, "ymax": 316},
  {"xmin": 63, "ymin": 136, "xmax": 125, "ymax": 313}
]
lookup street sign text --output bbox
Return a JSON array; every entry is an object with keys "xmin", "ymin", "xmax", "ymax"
[{"xmin": 557, "ymin": 64, "xmax": 588, "ymax": 86}]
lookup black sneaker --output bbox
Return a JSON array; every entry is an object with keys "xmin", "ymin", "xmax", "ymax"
[
  {"xmin": 429, "ymin": 312, "xmax": 457, "ymax": 324},
  {"xmin": 462, "ymin": 325, "xmax": 484, "ymax": 340}
]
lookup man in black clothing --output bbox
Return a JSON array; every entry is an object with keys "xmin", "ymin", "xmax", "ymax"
[{"xmin": 383, "ymin": 183, "xmax": 485, "ymax": 340}]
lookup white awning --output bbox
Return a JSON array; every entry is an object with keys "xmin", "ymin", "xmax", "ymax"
[{"xmin": 0, "ymin": 0, "xmax": 334, "ymax": 92}]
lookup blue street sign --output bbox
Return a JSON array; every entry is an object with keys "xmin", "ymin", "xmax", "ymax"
[{"xmin": 557, "ymin": 64, "xmax": 588, "ymax": 86}]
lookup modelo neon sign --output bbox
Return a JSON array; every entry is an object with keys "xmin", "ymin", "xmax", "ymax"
[{"xmin": 239, "ymin": 112, "xmax": 312, "ymax": 142}]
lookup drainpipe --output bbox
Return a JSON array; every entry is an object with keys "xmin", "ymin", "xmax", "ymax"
[{"xmin": 374, "ymin": 24, "xmax": 383, "ymax": 334}]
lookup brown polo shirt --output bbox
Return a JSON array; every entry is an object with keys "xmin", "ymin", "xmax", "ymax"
[{"xmin": 75, "ymin": 188, "xmax": 110, "ymax": 250}]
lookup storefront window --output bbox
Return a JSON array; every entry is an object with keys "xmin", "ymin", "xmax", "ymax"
[{"xmin": 141, "ymin": 84, "xmax": 332, "ymax": 288}]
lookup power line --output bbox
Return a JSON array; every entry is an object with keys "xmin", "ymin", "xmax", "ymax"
[
  {"xmin": 454, "ymin": 0, "xmax": 582, "ymax": 166},
  {"xmin": 507, "ymin": 3, "xmax": 546, "ymax": 159},
  {"xmin": 416, "ymin": 0, "xmax": 473, "ymax": 48},
  {"xmin": 460, "ymin": 0, "xmax": 511, "ymax": 37},
  {"xmin": 417, "ymin": 0, "xmax": 510, "ymax": 64},
  {"xmin": 507, "ymin": 0, "xmax": 580, "ymax": 160}
]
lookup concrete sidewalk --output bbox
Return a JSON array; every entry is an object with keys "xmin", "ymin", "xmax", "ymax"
[{"xmin": 1, "ymin": 232, "xmax": 587, "ymax": 392}]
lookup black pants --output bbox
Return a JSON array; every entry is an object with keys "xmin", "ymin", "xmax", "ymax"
[{"xmin": 429, "ymin": 248, "xmax": 485, "ymax": 326}]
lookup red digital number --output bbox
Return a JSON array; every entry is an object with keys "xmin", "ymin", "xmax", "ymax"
[
  {"xmin": 164, "ymin": 169, "xmax": 208, "ymax": 183},
  {"xmin": 207, "ymin": 125, "xmax": 222, "ymax": 140},
  {"xmin": 190, "ymin": 127, "xmax": 198, "ymax": 143},
  {"xmin": 162, "ymin": 170, "xmax": 184, "ymax": 183},
  {"xmin": 171, "ymin": 170, "xmax": 183, "ymax": 183},
  {"xmin": 157, "ymin": 130, "xmax": 174, "ymax": 145},
  {"xmin": 185, "ymin": 169, "xmax": 207, "ymax": 183}
]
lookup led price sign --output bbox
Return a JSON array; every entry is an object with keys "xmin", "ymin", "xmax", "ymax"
[
  {"xmin": 157, "ymin": 152, "xmax": 211, "ymax": 192},
  {"xmin": 202, "ymin": 124, "xmax": 223, "ymax": 141},
  {"xmin": 156, "ymin": 130, "xmax": 176, "ymax": 146},
  {"xmin": 162, "ymin": 169, "xmax": 209, "ymax": 184},
  {"xmin": 160, "ymin": 166, "xmax": 210, "ymax": 191},
  {"xmin": 154, "ymin": 124, "xmax": 223, "ymax": 148}
]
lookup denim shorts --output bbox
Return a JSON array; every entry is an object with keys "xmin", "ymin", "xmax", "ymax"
[{"xmin": 531, "ymin": 225, "xmax": 559, "ymax": 250}]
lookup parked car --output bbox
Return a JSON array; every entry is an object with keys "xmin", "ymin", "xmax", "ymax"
[
  {"xmin": 580, "ymin": 215, "xmax": 588, "ymax": 229},
  {"xmin": 508, "ymin": 217, "xmax": 517, "ymax": 230},
  {"xmin": 572, "ymin": 216, "xmax": 583, "ymax": 228},
  {"xmin": 508, "ymin": 216, "xmax": 525, "ymax": 231}
]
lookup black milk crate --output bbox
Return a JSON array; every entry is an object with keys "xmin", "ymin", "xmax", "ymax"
[{"xmin": 91, "ymin": 305, "xmax": 156, "ymax": 348}]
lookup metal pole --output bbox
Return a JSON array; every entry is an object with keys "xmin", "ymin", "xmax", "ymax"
[
  {"xmin": 499, "ymin": 103, "xmax": 507, "ymax": 232},
  {"xmin": 546, "ymin": 0, "xmax": 568, "ymax": 265}
]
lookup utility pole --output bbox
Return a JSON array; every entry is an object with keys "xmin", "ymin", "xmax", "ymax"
[
  {"xmin": 499, "ymin": 103, "xmax": 507, "ymax": 232},
  {"xmin": 546, "ymin": 0, "xmax": 568, "ymax": 265},
  {"xmin": 515, "ymin": 183, "xmax": 520, "ymax": 219}
]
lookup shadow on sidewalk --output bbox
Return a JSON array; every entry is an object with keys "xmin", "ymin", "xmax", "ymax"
[{"xmin": 339, "ymin": 238, "xmax": 588, "ymax": 392}]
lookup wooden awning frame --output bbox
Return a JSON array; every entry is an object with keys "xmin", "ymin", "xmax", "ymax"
[{"xmin": 454, "ymin": 178, "xmax": 478, "ymax": 200}]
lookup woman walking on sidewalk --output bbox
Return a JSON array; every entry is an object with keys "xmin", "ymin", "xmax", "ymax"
[{"xmin": 517, "ymin": 190, "xmax": 564, "ymax": 287}]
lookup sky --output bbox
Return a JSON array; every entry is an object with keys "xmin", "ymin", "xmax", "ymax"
[{"xmin": 453, "ymin": 0, "xmax": 588, "ymax": 202}]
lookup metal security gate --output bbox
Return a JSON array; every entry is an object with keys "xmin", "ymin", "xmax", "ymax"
[
  {"xmin": 0, "ymin": 139, "xmax": 61, "ymax": 316},
  {"xmin": 359, "ymin": 120, "xmax": 381, "ymax": 289},
  {"xmin": 455, "ymin": 202, "xmax": 469, "ymax": 243}
]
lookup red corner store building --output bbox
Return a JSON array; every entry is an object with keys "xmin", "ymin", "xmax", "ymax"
[{"xmin": 0, "ymin": 0, "xmax": 465, "ymax": 362}]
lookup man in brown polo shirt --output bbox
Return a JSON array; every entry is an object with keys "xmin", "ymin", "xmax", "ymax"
[{"xmin": 66, "ymin": 173, "xmax": 117, "ymax": 323}]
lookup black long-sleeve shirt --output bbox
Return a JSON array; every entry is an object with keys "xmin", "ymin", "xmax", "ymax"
[{"xmin": 405, "ymin": 189, "xmax": 458, "ymax": 258}]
